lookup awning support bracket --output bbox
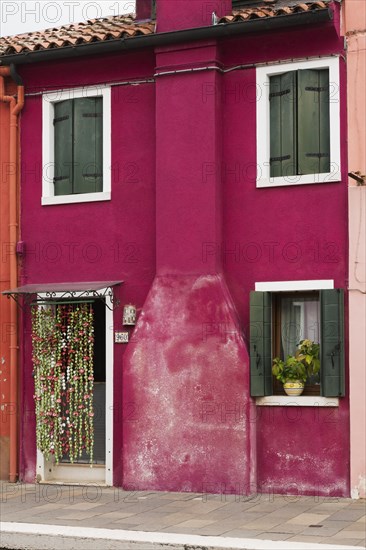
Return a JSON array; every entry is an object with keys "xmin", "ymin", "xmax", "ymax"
[{"xmin": 3, "ymin": 284, "xmax": 122, "ymax": 312}]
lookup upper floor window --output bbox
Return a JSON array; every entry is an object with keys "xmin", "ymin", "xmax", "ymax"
[
  {"xmin": 42, "ymin": 86, "xmax": 111, "ymax": 206},
  {"xmin": 54, "ymin": 97, "xmax": 103, "ymax": 196},
  {"xmin": 256, "ymin": 57, "xmax": 341, "ymax": 188}
]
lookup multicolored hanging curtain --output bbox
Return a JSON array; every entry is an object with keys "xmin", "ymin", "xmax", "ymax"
[{"xmin": 31, "ymin": 303, "xmax": 95, "ymax": 464}]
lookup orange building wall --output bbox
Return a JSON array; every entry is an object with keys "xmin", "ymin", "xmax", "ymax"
[{"xmin": 0, "ymin": 78, "xmax": 13, "ymax": 480}]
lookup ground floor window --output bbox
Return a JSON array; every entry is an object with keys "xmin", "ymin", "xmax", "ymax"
[{"xmin": 250, "ymin": 287, "xmax": 345, "ymax": 398}]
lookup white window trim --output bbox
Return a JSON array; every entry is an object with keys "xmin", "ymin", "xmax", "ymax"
[
  {"xmin": 254, "ymin": 278, "xmax": 336, "ymax": 407},
  {"xmin": 36, "ymin": 290, "xmax": 114, "ymax": 485},
  {"xmin": 42, "ymin": 86, "xmax": 111, "ymax": 206},
  {"xmin": 256, "ymin": 56, "xmax": 341, "ymax": 188},
  {"xmin": 255, "ymin": 279, "xmax": 334, "ymax": 292}
]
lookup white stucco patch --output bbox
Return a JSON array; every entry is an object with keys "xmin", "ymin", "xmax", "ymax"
[{"xmin": 351, "ymin": 475, "xmax": 366, "ymax": 499}]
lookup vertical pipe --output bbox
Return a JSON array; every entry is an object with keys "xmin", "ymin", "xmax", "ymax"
[{"xmin": 0, "ymin": 66, "xmax": 24, "ymax": 482}]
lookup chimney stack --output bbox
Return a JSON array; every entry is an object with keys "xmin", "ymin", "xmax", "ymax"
[
  {"xmin": 155, "ymin": 0, "xmax": 232, "ymax": 32},
  {"xmin": 135, "ymin": 0, "xmax": 154, "ymax": 21}
]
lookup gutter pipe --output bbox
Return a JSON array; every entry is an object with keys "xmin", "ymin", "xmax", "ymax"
[
  {"xmin": 0, "ymin": 65, "xmax": 24, "ymax": 483},
  {"xmin": 0, "ymin": 9, "xmax": 333, "ymax": 66}
]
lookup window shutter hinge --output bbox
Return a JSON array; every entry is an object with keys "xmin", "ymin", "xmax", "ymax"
[
  {"xmin": 305, "ymin": 86, "xmax": 328, "ymax": 92},
  {"xmin": 270, "ymin": 155, "xmax": 291, "ymax": 162},
  {"xmin": 53, "ymin": 115, "xmax": 69, "ymax": 125},
  {"xmin": 269, "ymin": 88, "xmax": 291, "ymax": 100},
  {"xmin": 305, "ymin": 153, "xmax": 330, "ymax": 158}
]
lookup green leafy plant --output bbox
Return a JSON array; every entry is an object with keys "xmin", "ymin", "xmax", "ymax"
[
  {"xmin": 272, "ymin": 339, "xmax": 320, "ymax": 384},
  {"xmin": 297, "ymin": 339, "xmax": 320, "ymax": 378}
]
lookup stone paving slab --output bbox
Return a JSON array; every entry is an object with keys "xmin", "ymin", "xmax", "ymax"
[{"xmin": 0, "ymin": 482, "xmax": 365, "ymax": 549}]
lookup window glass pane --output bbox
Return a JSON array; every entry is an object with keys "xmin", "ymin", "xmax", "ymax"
[{"xmin": 280, "ymin": 295, "xmax": 320, "ymax": 358}]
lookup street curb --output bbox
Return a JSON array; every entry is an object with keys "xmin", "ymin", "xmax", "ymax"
[{"xmin": 0, "ymin": 523, "xmax": 364, "ymax": 550}]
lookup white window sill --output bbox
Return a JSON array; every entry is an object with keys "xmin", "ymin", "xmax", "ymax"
[
  {"xmin": 41, "ymin": 192, "xmax": 111, "ymax": 206},
  {"xmin": 257, "ymin": 171, "xmax": 341, "ymax": 188},
  {"xmin": 256, "ymin": 396, "xmax": 339, "ymax": 407}
]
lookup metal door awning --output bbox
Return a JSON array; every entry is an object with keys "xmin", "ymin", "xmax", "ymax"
[{"xmin": 2, "ymin": 281, "xmax": 123, "ymax": 310}]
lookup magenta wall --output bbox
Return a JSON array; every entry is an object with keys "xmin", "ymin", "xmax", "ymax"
[
  {"xmin": 18, "ymin": 51, "xmax": 157, "ymax": 484},
  {"xmin": 220, "ymin": 25, "xmax": 349, "ymax": 496},
  {"xmin": 122, "ymin": 41, "xmax": 254, "ymax": 493},
  {"xmin": 18, "ymin": 8, "xmax": 349, "ymax": 496}
]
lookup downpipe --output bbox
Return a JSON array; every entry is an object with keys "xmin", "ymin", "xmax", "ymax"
[{"xmin": 0, "ymin": 65, "xmax": 25, "ymax": 483}]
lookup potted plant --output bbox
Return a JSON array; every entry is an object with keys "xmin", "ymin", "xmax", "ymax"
[{"xmin": 272, "ymin": 339, "xmax": 320, "ymax": 396}]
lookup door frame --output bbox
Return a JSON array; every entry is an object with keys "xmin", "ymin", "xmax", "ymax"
[{"xmin": 35, "ymin": 289, "xmax": 114, "ymax": 485}]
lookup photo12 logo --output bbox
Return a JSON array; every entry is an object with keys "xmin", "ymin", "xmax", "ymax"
[{"xmin": 1, "ymin": 2, "xmax": 135, "ymax": 31}]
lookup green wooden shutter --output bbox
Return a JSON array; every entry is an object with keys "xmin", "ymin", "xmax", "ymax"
[
  {"xmin": 298, "ymin": 69, "xmax": 330, "ymax": 176},
  {"xmin": 269, "ymin": 71, "xmax": 297, "ymax": 178},
  {"xmin": 320, "ymin": 289, "xmax": 345, "ymax": 397},
  {"xmin": 73, "ymin": 97, "xmax": 103, "ymax": 194},
  {"xmin": 54, "ymin": 100, "xmax": 73, "ymax": 196},
  {"xmin": 250, "ymin": 291, "xmax": 272, "ymax": 396}
]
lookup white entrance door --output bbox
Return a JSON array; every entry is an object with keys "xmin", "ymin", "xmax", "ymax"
[{"xmin": 35, "ymin": 291, "xmax": 113, "ymax": 485}]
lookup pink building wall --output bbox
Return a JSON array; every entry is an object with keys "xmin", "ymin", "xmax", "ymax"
[
  {"xmin": 17, "ymin": 1, "xmax": 350, "ymax": 495},
  {"xmin": 344, "ymin": 0, "xmax": 366, "ymax": 499}
]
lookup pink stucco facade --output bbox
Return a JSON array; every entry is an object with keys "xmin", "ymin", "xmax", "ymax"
[
  {"xmin": 16, "ymin": 0, "xmax": 350, "ymax": 496},
  {"xmin": 344, "ymin": 0, "xmax": 366, "ymax": 499}
]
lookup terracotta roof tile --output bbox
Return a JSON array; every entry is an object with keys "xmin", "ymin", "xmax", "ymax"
[
  {"xmin": 219, "ymin": 0, "xmax": 329, "ymax": 23},
  {"xmin": 0, "ymin": 13, "xmax": 155, "ymax": 56},
  {"xmin": 0, "ymin": 1, "xmax": 330, "ymax": 57}
]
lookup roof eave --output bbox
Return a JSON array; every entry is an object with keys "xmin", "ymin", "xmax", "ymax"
[{"xmin": 0, "ymin": 8, "xmax": 333, "ymax": 65}]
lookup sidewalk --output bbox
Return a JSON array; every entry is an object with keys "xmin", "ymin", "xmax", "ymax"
[{"xmin": 0, "ymin": 482, "xmax": 365, "ymax": 550}]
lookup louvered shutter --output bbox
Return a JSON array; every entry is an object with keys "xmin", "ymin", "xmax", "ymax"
[
  {"xmin": 269, "ymin": 71, "xmax": 297, "ymax": 178},
  {"xmin": 73, "ymin": 97, "xmax": 103, "ymax": 194},
  {"xmin": 250, "ymin": 291, "xmax": 272, "ymax": 396},
  {"xmin": 298, "ymin": 69, "xmax": 330, "ymax": 175},
  {"xmin": 54, "ymin": 100, "xmax": 73, "ymax": 196},
  {"xmin": 320, "ymin": 289, "xmax": 345, "ymax": 397}
]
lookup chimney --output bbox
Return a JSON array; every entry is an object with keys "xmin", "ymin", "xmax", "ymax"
[
  {"xmin": 135, "ymin": 0, "xmax": 154, "ymax": 21},
  {"xmin": 156, "ymin": 0, "xmax": 232, "ymax": 32},
  {"xmin": 122, "ymin": 29, "xmax": 253, "ymax": 494}
]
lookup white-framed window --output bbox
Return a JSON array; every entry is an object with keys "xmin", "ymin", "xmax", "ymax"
[
  {"xmin": 256, "ymin": 57, "xmax": 341, "ymax": 188},
  {"xmin": 42, "ymin": 86, "xmax": 111, "ymax": 206},
  {"xmin": 250, "ymin": 279, "xmax": 345, "ymax": 405}
]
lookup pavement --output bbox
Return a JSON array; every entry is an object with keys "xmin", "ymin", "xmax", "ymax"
[{"xmin": 0, "ymin": 482, "xmax": 365, "ymax": 550}]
